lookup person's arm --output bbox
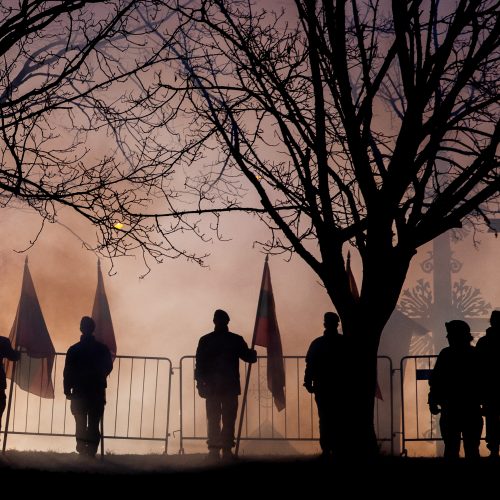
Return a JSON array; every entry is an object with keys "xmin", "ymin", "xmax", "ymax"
[
  {"xmin": 63, "ymin": 349, "xmax": 74, "ymax": 398},
  {"xmin": 0, "ymin": 337, "xmax": 20, "ymax": 362},
  {"xmin": 238, "ymin": 337, "xmax": 257, "ymax": 364},
  {"xmin": 194, "ymin": 338, "xmax": 210, "ymax": 398},
  {"xmin": 303, "ymin": 342, "xmax": 315, "ymax": 393},
  {"xmin": 103, "ymin": 346, "xmax": 113, "ymax": 377},
  {"xmin": 428, "ymin": 353, "xmax": 443, "ymax": 414},
  {"xmin": 194, "ymin": 338, "xmax": 206, "ymax": 383}
]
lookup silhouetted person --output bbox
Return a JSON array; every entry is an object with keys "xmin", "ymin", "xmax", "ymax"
[
  {"xmin": 476, "ymin": 310, "xmax": 500, "ymax": 458},
  {"xmin": 0, "ymin": 337, "xmax": 20, "ymax": 430},
  {"xmin": 428, "ymin": 320, "xmax": 483, "ymax": 459},
  {"xmin": 195, "ymin": 309, "xmax": 257, "ymax": 461},
  {"xmin": 63, "ymin": 316, "xmax": 112, "ymax": 457},
  {"xmin": 304, "ymin": 312, "xmax": 348, "ymax": 459}
]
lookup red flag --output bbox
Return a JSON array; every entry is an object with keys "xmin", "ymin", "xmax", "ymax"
[
  {"xmin": 346, "ymin": 251, "xmax": 359, "ymax": 301},
  {"xmin": 346, "ymin": 252, "xmax": 383, "ymax": 400},
  {"xmin": 253, "ymin": 257, "xmax": 286, "ymax": 411},
  {"xmin": 8, "ymin": 258, "xmax": 55, "ymax": 398},
  {"xmin": 92, "ymin": 260, "xmax": 117, "ymax": 360}
]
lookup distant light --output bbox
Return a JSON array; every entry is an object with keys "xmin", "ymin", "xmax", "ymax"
[
  {"xmin": 113, "ymin": 222, "xmax": 124, "ymax": 230},
  {"xmin": 255, "ymin": 174, "xmax": 262, "ymax": 181}
]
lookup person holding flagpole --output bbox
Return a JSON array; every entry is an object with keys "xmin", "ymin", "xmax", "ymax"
[{"xmin": 195, "ymin": 309, "xmax": 257, "ymax": 461}]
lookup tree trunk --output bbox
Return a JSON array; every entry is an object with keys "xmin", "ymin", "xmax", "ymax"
[
  {"xmin": 344, "ymin": 330, "xmax": 381, "ymax": 459},
  {"xmin": 323, "ymin": 247, "xmax": 412, "ymax": 459}
]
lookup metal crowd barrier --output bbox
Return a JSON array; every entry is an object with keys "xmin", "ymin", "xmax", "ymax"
[
  {"xmin": 2, "ymin": 353, "xmax": 173, "ymax": 453},
  {"xmin": 179, "ymin": 355, "xmax": 394, "ymax": 454},
  {"xmin": 400, "ymin": 355, "xmax": 438, "ymax": 456}
]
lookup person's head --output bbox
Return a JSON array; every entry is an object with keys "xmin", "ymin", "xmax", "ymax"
[
  {"xmin": 490, "ymin": 310, "xmax": 500, "ymax": 329},
  {"xmin": 445, "ymin": 320, "xmax": 473, "ymax": 347},
  {"xmin": 213, "ymin": 309, "xmax": 230, "ymax": 328},
  {"xmin": 80, "ymin": 316, "xmax": 96, "ymax": 336},
  {"xmin": 324, "ymin": 312, "xmax": 340, "ymax": 331}
]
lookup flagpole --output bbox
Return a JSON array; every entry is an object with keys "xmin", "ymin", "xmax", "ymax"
[
  {"xmin": 2, "ymin": 357, "xmax": 17, "ymax": 453},
  {"xmin": 235, "ymin": 256, "xmax": 268, "ymax": 457},
  {"xmin": 3, "ymin": 259, "xmax": 26, "ymax": 452},
  {"xmin": 235, "ymin": 338, "xmax": 256, "ymax": 457},
  {"xmin": 100, "ymin": 415, "xmax": 104, "ymax": 459}
]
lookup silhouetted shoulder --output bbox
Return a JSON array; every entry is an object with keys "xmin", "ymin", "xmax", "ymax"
[
  {"xmin": 307, "ymin": 336, "xmax": 324, "ymax": 349},
  {"xmin": 476, "ymin": 330, "xmax": 491, "ymax": 348},
  {"xmin": 96, "ymin": 340, "xmax": 111, "ymax": 352},
  {"xmin": 66, "ymin": 342, "xmax": 80, "ymax": 354},
  {"xmin": 437, "ymin": 346, "xmax": 452, "ymax": 357},
  {"xmin": 229, "ymin": 332, "xmax": 246, "ymax": 342},
  {"xmin": 476, "ymin": 336, "xmax": 487, "ymax": 347},
  {"xmin": 0, "ymin": 336, "xmax": 12, "ymax": 351},
  {"xmin": 198, "ymin": 332, "xmax": 215, "ymax": 343}
]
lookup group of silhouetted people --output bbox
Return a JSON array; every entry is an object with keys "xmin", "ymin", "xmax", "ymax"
[
  {"xmin": 429, "ymin": 311, "xmax": 500, "ymax": 459},
  {"xmin": 1, "ymin": 308, "xmax": 499, "ymax": 461},
  {"xmin": 194, "ymin": 309, "xmax": 350, "ymax": 461}
]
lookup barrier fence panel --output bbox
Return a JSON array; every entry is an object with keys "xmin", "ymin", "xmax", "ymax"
[
  {"xmin": 400, "ymin": 355, "xmax": 439, "ymax": 456},
  {"xmin": 375, "ymin": 356, "xmax": 394, "ymax": 455},
  {"xmin": 179, "ymin": 355, "xmax": 394, "ymax": 454},
  {"xmin": 2, "ymin": 353, "xmax": 173, "ymax": 453}
]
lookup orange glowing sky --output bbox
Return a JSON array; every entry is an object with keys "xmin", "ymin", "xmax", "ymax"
[{"xmin": 0, "ymin": 202, "xmax": 498, "ymax": 365}]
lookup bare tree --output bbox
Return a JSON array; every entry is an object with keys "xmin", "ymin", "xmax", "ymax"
[
  {"xmin": 0, "ymin": 0, "xmax": 212, "ymax": 267},
  {"xmin": 114, "ymin": 0, "xmax": 499, "ymax": 455}
]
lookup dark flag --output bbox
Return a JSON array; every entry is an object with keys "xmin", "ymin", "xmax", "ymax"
[
  {"xmin": 92, "ymin": 260, "xmax": 117, "ymax": 360},
  {"xmin": 253, "ymin": 257, "xmax": 286, "ymax": 411},
  {"xmin": 346, "ymin": 252, "xmax": 383, "ymax": 400},
  {"xmin": 8, "ymin": 258, "xmax": 55, "ymax": 398}
]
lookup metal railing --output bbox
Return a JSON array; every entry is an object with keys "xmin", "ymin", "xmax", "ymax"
[
  {"xmin": 2, "ymin": 353, "xmax": 173, "ymax": 453},
  {"xmin": 400, "ymin": 355, "xmax": 439, "ymax": 456},
  {"xmin": 179, "ymin": 355, "xmax": 394, "ymax": 454}
]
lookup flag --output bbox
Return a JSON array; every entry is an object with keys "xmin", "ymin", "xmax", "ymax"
[
  {"xmin": 7, "ymin": 258, "xmax": 55, "ymax": 398},
  {"xmin": 91, "ymin": 260, "xmax": 117, "ymax": 360},
  {"xmin": 346, "ymin": 252, "xmax": 383, "ymax": 400},
  {"xmin": 346, "ymin": 251, "xmax": 359, "ymax": 301},
  {"xmin": 253, "ymin": 257, "xmax": 286, "ymax": 411}
]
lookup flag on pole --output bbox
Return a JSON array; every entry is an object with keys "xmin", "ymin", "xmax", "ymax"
[
  {"xmin": 91, "ymin": 260, "xmax": 117, "ymax": 360},
  {"xmin": 346, "ymin": 252, "xmax": 383, "ymax": 400},
  {"xmin": 253, "ymin": 257, "xmax": 286, "ymax": 411},
  {"xmin": 346, "ymin": 252, "xmax": 360, "ymax": 301},
  {"xmin": 7, "ymin": 258, "xmax": 55, "ymax": 398}
]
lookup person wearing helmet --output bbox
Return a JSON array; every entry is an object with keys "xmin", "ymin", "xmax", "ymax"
[{"xmin": 428, "ymin": 320, "xmax": 483, "ymax": 459}]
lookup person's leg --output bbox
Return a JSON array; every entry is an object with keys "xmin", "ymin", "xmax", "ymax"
[
  {"xmin": 220, "ymin": 395, "xmax": 238, "ymax": 458},
  {"xmin": 462, "ymin": 411, "xmax": 483, "ymax": 459},
  {"xmin": 315, "ymin": 392, "xmax": 330, "ymax": 454},
  {"xmin": 440, "ymin": 410, "xmax": 461, "ymax": 459},
  {"xmin": 485, "ymin": 411, "xmax": 500, "ymax": 456},
  {"xmin": 0, "ymin": 391, "xmax": 6, "ymax": 432},
  {"xmin": 71, "ymin": 398, "xmax": 89, "ymax": 454},
  {"xmin": 86, "ymin": 398, "xmax": 105, "ymax": 457},
  {"xmin": 206, "ymin": 396, "xmax": 222, "ymax": 457}
]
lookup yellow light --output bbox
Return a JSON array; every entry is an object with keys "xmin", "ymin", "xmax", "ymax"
[
  {"xmin": 113, "ymin": 222, "xmax": 124, "ymax": 230},
  {"xmin": 255, "ymin": 174, "xmax": 262, "ymax": 181}
]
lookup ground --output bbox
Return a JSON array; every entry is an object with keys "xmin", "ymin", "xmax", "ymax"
[{"xmin": 0, "ymin": 451, "xmax": 497, "ymax": 496}]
